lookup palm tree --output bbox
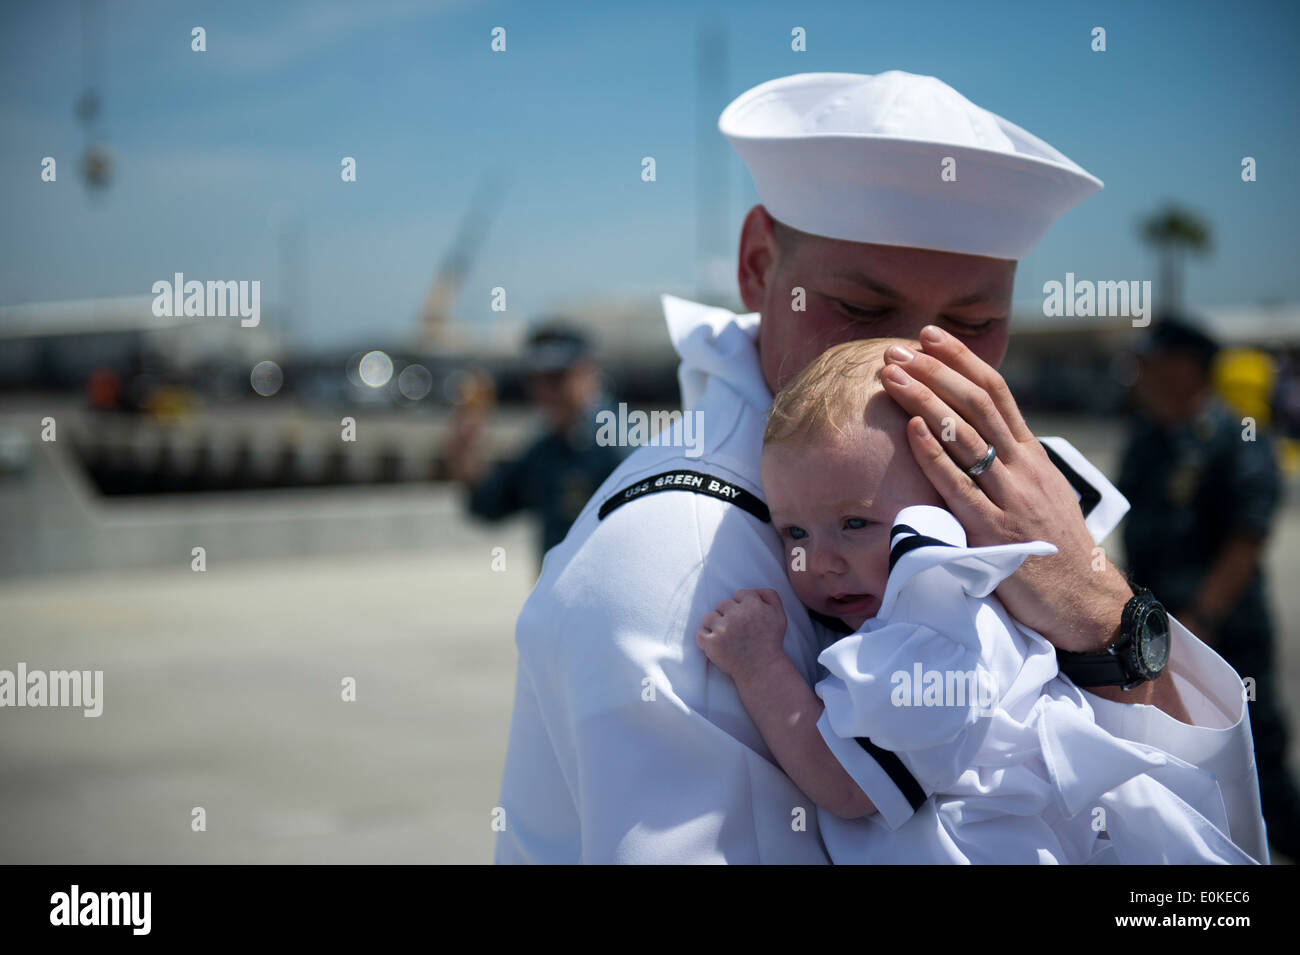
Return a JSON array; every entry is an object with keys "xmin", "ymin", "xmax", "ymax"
[{"xmin": 1140, "ymin": 205, "xmax": 1212, "ymax": 313}]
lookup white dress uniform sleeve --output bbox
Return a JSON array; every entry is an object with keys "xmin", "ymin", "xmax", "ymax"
[
  {"xmin": 1038, "ymin": 436, "xmax": 1269, "ymax": 862},
  {"xmin": 1034, "ymin": 694, "xmax": 1258, "ymax": 864},
  {"xmin": 1081, "ymin": 621, "xmax": 1269, "ymax": 862}
]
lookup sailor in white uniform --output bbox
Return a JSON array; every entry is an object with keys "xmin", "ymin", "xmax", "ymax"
[
  {"xmin": 493, "ymin": 71, "xmax": 1268, "ymax": 864},
  {"xmin": 817, "ymin": 505, "xmax": 1257, "ymax": 865}
]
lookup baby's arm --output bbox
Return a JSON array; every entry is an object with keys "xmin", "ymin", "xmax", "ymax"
[{"xmin": 696, "ymin": 589, "xmax": 876, "ymax": 820}]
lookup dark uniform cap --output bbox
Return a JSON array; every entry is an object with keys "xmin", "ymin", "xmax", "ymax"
[
  {"xmin": 526, "ymin": 322, "xmax": 590, "ymax": 374},
  {"xmin": 1139, "ymin": 314, "xmax": 1220, "ymax": 372}
]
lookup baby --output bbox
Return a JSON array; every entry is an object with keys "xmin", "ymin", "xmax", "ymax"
[{"xmin": 696, "ymin": 338, "xmax": 1254, "ymax": 864}]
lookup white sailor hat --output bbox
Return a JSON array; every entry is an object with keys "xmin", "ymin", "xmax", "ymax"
[{"xmin": 719, "ymin": 71, "xmax": 1103, "ymax": 260}]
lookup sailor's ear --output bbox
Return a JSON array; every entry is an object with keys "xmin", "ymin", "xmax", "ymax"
[{"xmin": 737, "ymin": 205, "xmax": 781, "ymax": 313}]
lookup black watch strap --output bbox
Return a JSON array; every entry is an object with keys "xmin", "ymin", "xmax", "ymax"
[
  {"xmin": 1057, "ymin": 583, "xmax": 1158, "ymax": 689},
  {"xmin": 1055, "ymin": 647, "xmax": 1130, "ymax": 687}
]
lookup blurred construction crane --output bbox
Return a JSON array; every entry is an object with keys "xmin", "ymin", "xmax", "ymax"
[{"xmin": 415, "ymin": 169, "xmax": 509, "ymax": 348}]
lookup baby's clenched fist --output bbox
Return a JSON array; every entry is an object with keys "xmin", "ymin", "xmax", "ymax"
[{"xmin": 696, "ymin": 588, "xmax": 788, "ymax": 681}]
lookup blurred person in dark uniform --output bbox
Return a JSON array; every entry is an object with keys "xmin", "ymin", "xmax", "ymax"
[
  {"xmin": 443, "ymin": 324, "xmax": 627, "ymax": 563},
  {"xmin": 1273, "ymin": 347, "xmax": 1300, "ymax": 477},
  {"xmin": 1118, "ymin": 315, "xmax": 1300, "ymax": 859}
]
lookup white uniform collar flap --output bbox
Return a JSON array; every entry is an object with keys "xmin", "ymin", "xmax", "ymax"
[
  {"xmin": 876, "ymin": 505, "xmax": 1057, "ymax": 620},
  {"xmin": 662, "ymin": 295, "xmax": 771, "ymax": 413}
]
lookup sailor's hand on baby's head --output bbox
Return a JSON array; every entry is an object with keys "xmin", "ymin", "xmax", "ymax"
[{"xmin": 695, "ymin": 588, "xmax": 788, "ymax": 681}]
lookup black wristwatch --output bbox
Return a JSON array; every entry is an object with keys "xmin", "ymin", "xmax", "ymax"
[{"xmin": 1056, "ymin": 585, "xmax": 1171, "ymax": 690}]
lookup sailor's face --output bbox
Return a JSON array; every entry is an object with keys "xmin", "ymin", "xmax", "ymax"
[
  {"xmin": 739, "ymin": 208, "xmax": 1017, "ymax": 395},
  {"xmin": 761, "ymin": 421, "xmax": 943, "ymax": 631}
]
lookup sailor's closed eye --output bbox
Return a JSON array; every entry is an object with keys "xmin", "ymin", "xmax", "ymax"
[
  {"xmin": 837, "ymin": 300, "xmax": 889, "ymax": 321},
  {"xmin": 942, "ymin": 316, "xmax": 997, "ymax": 336}
]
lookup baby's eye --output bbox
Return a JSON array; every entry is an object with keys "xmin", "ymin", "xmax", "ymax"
[
  {"xmin": 844, "ymin": 517, "xmax": 871, "ymax": 530},
  {"xmin": 785, "ymin": 526, "xmax": 808, "ymax": 540}
]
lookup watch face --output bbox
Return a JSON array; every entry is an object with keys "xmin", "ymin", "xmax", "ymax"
[{"xmin": 1138, "ymin": 607, "xmax": 1171, "ymax": 675}]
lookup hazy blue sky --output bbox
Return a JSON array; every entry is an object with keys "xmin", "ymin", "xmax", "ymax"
[{"xmin": 2, "ymin": 0, "xmax": 1297, "ymax": 348}]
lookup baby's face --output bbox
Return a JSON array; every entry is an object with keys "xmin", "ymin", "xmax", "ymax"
[{"xmin": 761, "ymin": 417, "xmax": 942, "ymax": 631}]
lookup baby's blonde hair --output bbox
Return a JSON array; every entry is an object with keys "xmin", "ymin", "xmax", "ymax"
[{"xmin": 763, "ymin": 338, "xmax": 918, "ymax": 448}]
